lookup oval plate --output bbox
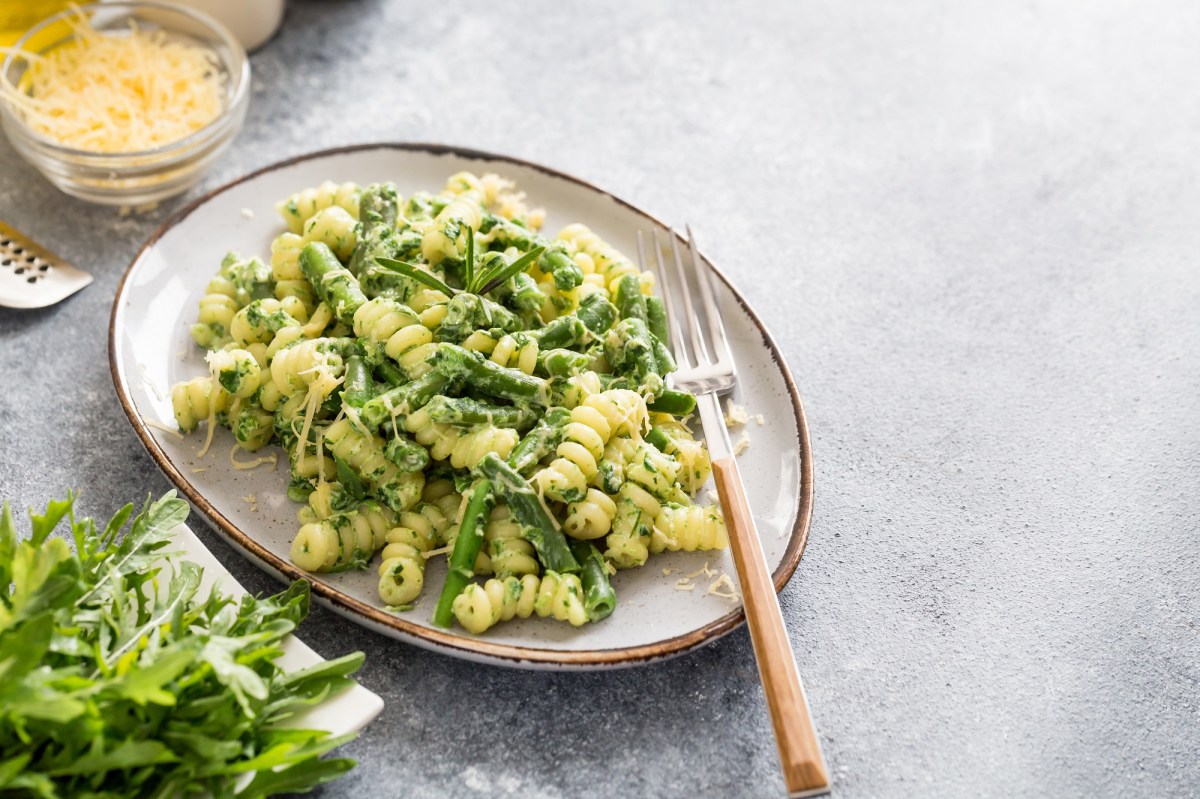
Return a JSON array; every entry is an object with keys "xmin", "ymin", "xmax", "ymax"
[{"xmin": 109, "ymin": 143, "xmax": 814, "ymax": 670}]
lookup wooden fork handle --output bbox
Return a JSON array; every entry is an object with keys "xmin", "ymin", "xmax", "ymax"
[{"xmin": 713, "ymin": 456, "xmax": 830, "ymax": 797}]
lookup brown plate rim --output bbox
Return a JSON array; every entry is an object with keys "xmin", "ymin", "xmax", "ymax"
[{"xmin": 108, "ymin": 141, "xmax": 814, "ymax": 668}]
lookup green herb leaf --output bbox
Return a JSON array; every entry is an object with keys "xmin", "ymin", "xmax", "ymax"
[
  {"xmin": 0, "ymin": 495, "xmax": 364, "ymax": 797},
  {"xmin": 476, "ymin": 246, "xmax": 545, "ymax": 296},
  {"xmin": 463, "ymin": 224, "xmax": 475, "ymax": 290},
  {"xmin": 374, "ymin": 257, "xmax": 456, "ymax": 296},
  {"xmin": 333, "ymin": 457, "xmax": 368, "ymax": 503}
]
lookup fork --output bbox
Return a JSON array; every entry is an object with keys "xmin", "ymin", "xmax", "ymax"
[{"xmin": 641, "ymin": 226, "xmax": 830, "ymax": 798}]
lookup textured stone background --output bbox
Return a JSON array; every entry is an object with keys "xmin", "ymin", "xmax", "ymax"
[{"xmin": 2, "ymin": 0, "xmax": 1199, "ymax": 796}]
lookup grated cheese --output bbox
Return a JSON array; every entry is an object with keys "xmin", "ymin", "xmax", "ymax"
[
  {"xmin": 2, "ymin": 10, "xmax": 225, "ymax": 153},
  {"xmin": 241, "ymin": 208, "xmax": 254, "ymax": 219},
  {"xmin": 423, "ymin": 545, "xmax": 452, "ymax": 559},
  {"xmin": 755, "ymin": 414, "xmax": 765, "ymax": 426},
  {"xmin": 707, "ymin": 573, "xmax": 740, "ymax": 603},
  {"xmin": 674, "ymin": 578, "xmax": 696, "ymax": 591},
  {"xmin": 661, "ymin": 568, "xmax": 675, "ymax": 577},
  {"xmin": 684, "ymin": 560, "xmax": 716, "ymax": 580},
  {"xmin": 733, "ymin": 432, "xmax": 751, "ymax": 456},
  {"xmin": 144, "ymin": 418, "xmax": 183, "ymax": 440},
  {"xmin": 241, "ymin": 494, "xmax": 257, "ymax": 505},
  {"xmin": 724, "ymin": 399, "xmax": 749, "ymax": 427},
  {"xmin": 229, "ymin": 445, "xmax": 278, "ymax": 471},
  {"xmin": 190, "ymin": 466, "xmax": 208, "ymax": 474}
]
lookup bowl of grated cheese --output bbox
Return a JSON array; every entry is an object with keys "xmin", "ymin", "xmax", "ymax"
[{"xmin": 0, "ymin": 1, "xmax": 249, "ymax": 206}]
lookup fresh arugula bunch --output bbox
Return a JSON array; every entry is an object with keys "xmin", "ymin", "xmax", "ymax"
[{"xmin": 0, "ymin": 492, "xmax": 364, "ymax": 798}]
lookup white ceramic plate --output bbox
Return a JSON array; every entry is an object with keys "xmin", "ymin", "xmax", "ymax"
[
  {"xmin": 110, "ymin": 143, "xmax": 813, "ymax": 670},
  {"xmin": 173, "ymin": 521, "xmax": 384, "ymax": 734}
]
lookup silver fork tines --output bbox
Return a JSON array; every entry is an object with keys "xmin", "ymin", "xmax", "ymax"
[{"xmin": 644, "ymin": 227, "xmax": 735, "ymax": 396}]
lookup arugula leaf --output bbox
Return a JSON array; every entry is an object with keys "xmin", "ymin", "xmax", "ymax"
[
  {"xmin": 28, "ymin": 494, "xmax": 74, "ymax": 546},
  {"xmin": 0, "ymin": 502, "xmax": 16, "ymax": 597},
  {"xmin": 0, "ymin": 493, "xmax": 364, "ymax": 797}
]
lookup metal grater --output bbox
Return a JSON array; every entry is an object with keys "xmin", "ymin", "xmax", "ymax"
[{"xmin": 0, "ymin": 219, "xmax": 92, "ymax": 309}]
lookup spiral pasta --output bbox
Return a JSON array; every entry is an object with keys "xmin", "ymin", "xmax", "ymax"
[
  {"xmin": 171, "ymin": 376, "xmax": 230, "ymax": 433},
  {"xmin": 489, "ymin": 334, "xmax": 539, "ymax": 376},
  {"xmin": 269, "ymin": 338, "xmax": 343, "ymax": 398},
  {"xmin": 603, "ymin": 436, "xmax": 680, "ymax": 500},
  {"xmin": 563, "ymin": 488, "xmax": 617, "ymax": 540},
  {"xmin": 451, "ymin": 572, "xmax": 587, "ymax": 634},
  {"xmin": 448, "ymin": 426, "xmax": 519, "ymax": 471},
  {"xmin": 485, "ymin": 504, "xmax": 540, "ymax": 576},
  {"xmin": 206, "ymin": 348, "xmax": 261, "ymax": 399},
  {"xmin": 231, "ymin": 404, "xmax": 274, "ymax": 451},
  {"xmin": 604, "ymin": 482, "xmax": 663, "ymax": 569},
  {"xmin": 278, "ymin": 180, "xmax": 360, "ymax": 234},
  {"xmin": 534, "ymin": 389, "xmax": 646, "ymax": 502},
  {"xmin": 557, "ymin": 223, "xmax": 653, "ymax": 296},
  {"xmin": 378, "ymin": 523, "xmax": 438, "ymax": 606},
  {"xmin": 192, "ymin": 292, "xmax": 239, "ymax": 348},
  {"xmin": 303, "ymin": 205, "xmax": 359, "ymax": 262},
  {"xmin": 653, "ymin": 415, "xmax": 712, "ymax": 493},
  {"xmin": 421, "ymin": 178, "xmax": 484, "ymax": 264},
  {"xmin": 651, "ymin": 503, "xmax": 729, "ymax": 553},
  {"xmin": 323, "ymin": 418, "xmax": 425, "ymax": 512}
]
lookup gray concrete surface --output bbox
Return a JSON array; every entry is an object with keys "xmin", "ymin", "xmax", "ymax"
[{"xmin": 2, "ymin": 0, "xmax": 1199, "ymax": 796}]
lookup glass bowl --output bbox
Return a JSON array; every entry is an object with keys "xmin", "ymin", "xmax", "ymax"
[{"xmin": 0, "ymin": 2, "xmax": 250, "ymax": 206}]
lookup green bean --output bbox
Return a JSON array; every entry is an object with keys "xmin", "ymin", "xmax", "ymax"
[
  {"xmin": 437, "ymin": 292, "xmax": 522, "ymax": 342},
  {"xmin": 359, "ymin": 182, "xmax": 399, "ymax": 231},
  {"xmin": 652, "ymin": 336, "xmax": 676, "ymax": 376},
  {"xmin": 646, "ymin": 296, "xmax": 670, "ymax": 344},
  {"xmin": 373, "ymin": 360, "xmax": 408, "ymax": 388},
  {"xmin": 432, "ymin": 479, "xmax": 495, "ymax": 628},
  {"xmin": 539, "ymin": 248, "xmax": 584, "ymax": 291},
  {"xmin": 433, "ymin": 343, "xmax": 548, "ymax": 404},
  {"xmin": 615, "ymin": 273, "xmax": 648, "ymax": 323},
  {"xmin": 475, "ymin": 454, "xmax": 579, "ymax": 574},
  {"xmin": 604, "ymin": 317, "xmax": 662, "ymax": 393},
  {"xmin": 424, "ymin": 395, "xmax": 536, "ymax": 429},
  {"xmin": 529, "ymin": 315, "xmax": 587, "ymax": 349},
  {"xmin": 360, "ymin": 371, "xmax": 452, "ymax": 430},
  {"xmin": 510, "ymin": 272, "xmax": 546, "ymax": 312},
  {"xmin": 648, "ymin": 389, "xmax": 697, "ymax": 416},
  {"xmin": 568, "ymin": 540, "xmax": 617, "ymax": 622},
  {"xmin": 507, "ymin": 407, "xmax": 571, "ymax": 474},
  {"xmin": 341, "ymin": 356, "xmax": 373, "ymax": 409},
  {"xmin": 538, "ymin": 348, "xmax": 592, "ymax": 377},
  {"xmin": 645, "ymin": 426, "xmax": 673, "ymax": 452},
  {"xmin": 300, "ymin": 242, "xmax": 367, "ymax": 325},
  {"xmin": 576, "ymin": 291, "xmax": 618, "ymax": 335}
]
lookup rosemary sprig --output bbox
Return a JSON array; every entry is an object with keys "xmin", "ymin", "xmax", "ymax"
[{"xmin": 373, "ymin": 226, "xmax": 544, "ymax": 298}]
